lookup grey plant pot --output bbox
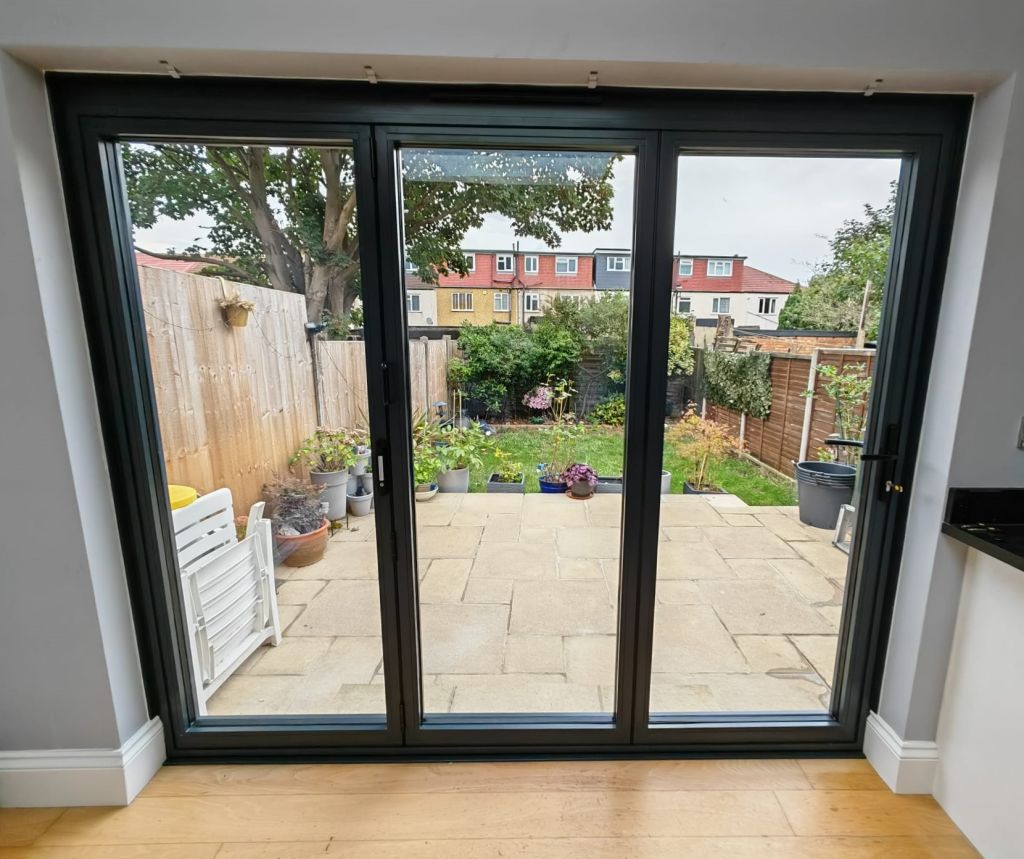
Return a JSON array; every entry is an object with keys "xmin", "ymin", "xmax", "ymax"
[
  {"xmin": 358, "ymin": 473, "xmax": 374, "ymax": 494},
  {"xmin": 661, "ymin": 470, "xmax": 672, "ymax": 494},
  {"xmin": 350, "ymin": 450, "xmax": 371, "ymax": 476},
  {"xmin": 436, "ymin": 466, "xmax": 470, "ymax": 493},
  {"xmin": 415, "ymin": 483, "xmax": 438, "ymax": 502},
  {"xmin": 309, "ymin": 469, "xmax": 347, "ymax": 520},
  {"xmin": 347, "ymin": 492, "xmax": 373, "ymax": 517},
  {"xmin": 570, "ymin": 479, "xmax": 594, "ymax": 498},
  {"xmin": 596, "ymin": 476, "xmax": 623, "ymax": 494},
  {"xmin": 486, "ymin": 473, "xmax": 525, "ymax": 494}
]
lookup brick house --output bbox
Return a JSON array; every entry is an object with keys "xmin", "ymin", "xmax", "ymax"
[{"xmin": 672, "ymin": 255, "xmax": 796, "ymax": 331}]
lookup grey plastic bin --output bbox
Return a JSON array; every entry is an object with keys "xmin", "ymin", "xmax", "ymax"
[{"xmin": 795, "ymin": 461, "xmax": 856, "ymax": 529}]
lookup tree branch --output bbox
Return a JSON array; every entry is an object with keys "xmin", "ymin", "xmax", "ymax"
[{"xmin": 134, "ymin": 246, "xmax": 258, "ymax": 282}]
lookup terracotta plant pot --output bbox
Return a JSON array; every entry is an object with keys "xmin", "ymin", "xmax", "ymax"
[
  {"xmin": 222, "ymin": 304, "xmax": 251, "ymax": 327},
  {"xmin": 275, "ymin": 518, "xmax": 329, "ymax": 567}
]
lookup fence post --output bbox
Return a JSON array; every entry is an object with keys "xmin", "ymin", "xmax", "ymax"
[
  {"xmin": 739, "ymin": 411, "xmax": 746, "ymax": 443},
  {"xmin": 309, "ymin": 333, "xmax": 325, "ymax": 427},
  {"xmin": 798, "ymin": 347, "xmax": 819, "ymax": 462},
  {"xmin": 420, "ymin": 336, "xmax": 430, "ymax": 415}
]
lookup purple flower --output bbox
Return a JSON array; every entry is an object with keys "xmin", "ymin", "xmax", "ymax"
[
  {"xmin": 562, "ymin": 463, "xmax": 598, "ymax": 487},
  {"xmin": 523, "ymin": 385, "xmax": 553, "ymax": 411}
]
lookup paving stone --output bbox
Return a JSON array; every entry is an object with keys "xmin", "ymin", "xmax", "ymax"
[
  {"xmin": 817, "ymin": 605, "xmax": 844, "ymax": 630},
  {"xmin": 419, "ymin": 558, "xmax": 471, "ymax": 604},
  {"xmin": 290, "ymin": 580, "xmax": 383, "ymax": 637},
  {"xmin": 726, "ymin": 559, "xmax": 782, "ymax": 580},
  {"xmin": 697, "ymin": 580, "xmax": 835, "ymax": 635},
  {"xmin": 770, "ymin": 558, "xmax": 837, "ymax": 603},
  {"xmin": 661, "ymin": 526, "xmax": 705, "ymax": 542},
  {"xmin": 656, "ymin": 580, "xmax": 704, "ymax": 605},
  {"xmin": 481, "ymin": 513, "xmax": 523, "ymax": 542},
  {"xmin": 276, "ymin": 603, "xmax": 303, "ymax": 632},
  {"xmin": 329, "ymin": 683, "xmax": 387, "ymax": 715},
  {"xmin": 658, "ymin": 502, "xmax": 726, "ymax": 527},
  {"xmin": 249, "ymin": 636, "xmax": 332, "ymax": 675},
  {"xmin": 291, "ymin": 541, "xmax": 378, "ymax": 580},
  {"xmin": 503, "ymin": 634, "xmax": 564, "ymax": 673},
  {"xmin": 472, "ymin": 541, "xmax": 556, "ymax": 579},
  {"xmin": 283, "ymin": 639, "xmax": 384, "ymax": 713},
  {"xmin": 414, "ymin": 504, "xmax": 458, "ymax": 527},
  {"xmin": 650, "ymin": 604, "xmax": 747, "ymax": 674},
  {"xmin": 422, "ymin": 679, "xmax": 455, "ymax": 714},
  {"xmin": 656, "ymin": 541, "xmax": 733, "ymax": 579},
  {"xmin": 463, "ymin": 578, "xmax": 513, "ymax": 604},
  {"xmin": 446, "ymin": 674, "xmax": 602, "ymax": 714},
  {"xmin": 419, "ymin": 603, "xmax": 509, "ymax": 674},
  {"xmin": 722, "ymin": 514, "xmax": 762, "ymax": 527},
  {"xmin": 449, "ymin": 508, "xmax": 489, "ymax": 526},
  {"xmin": 464, "ymin": 494, "xmax": 525, "ymax": 514},
  {"xmin": 558, "ymin": 558, "xmax": 605, "ymax": 580},
  {"xmin": 705, "ymin": 494, "xmax": 752, "ymax": 510},
  {"xmin": 416, "ymin": 525, "xmax": 482, "ymax": 559},
  {"xmin": 206, "ymin": 674, "xmax": 300, "ymax": 716},
  {"xmin": 756, "ymin": 513, "xmax": 823, "ymax": 542},
  {"xmin": 564, "ymin": 635, "xmax": 617, "ymax": 685},
  {"xmin": 556, "ymin": 526, "xmax": 621, "ymax": 559},
  {"xmin": 791, "ymin": 540, "xmax": 850, "ymax": 579},
  {"xmin": 275, "ymin": 580, "xmax": 326, "ymax": 605},
  {"xmin": 519, "ymin": 526, "xmax": 556, "ymax": 544},
  {"xmin": 510, "ymin": 581, "xmax": 616, "ymax": 635},
  {"xmin": 702, "ymin": 526, "xmax": 797, "ymax": 559},
  {"xmin": 522, "ymin": 497, "xmax": 589, "ymax": 528},
  {"xmin": 792, "ymin": 634, "xmax": 839, "ymax": 684},
  {"xmin": 648, "ymin": 676, "xmax": 719, "ymax": 712},
  {"xmin": 682, "ymin": 672, "xmax": 826, "ymax": 712},
  {"xmin": 735, "ymin": 635, "xmax": 810, "ymax": 674}
]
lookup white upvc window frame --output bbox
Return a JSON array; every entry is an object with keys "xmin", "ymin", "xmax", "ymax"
[
  {"xmin": 451, "ymin": 291, "xmax": 474, "ymax": 312},
  {"xmin": 606, "ymin": 255, "xmax": 630, "ymax": 272},
  {"xmin": 707, "ymin": 259, "xmax": 733, "ymax": 277},
  {"xmin": 676, "ymin": 294, "xmax": 692, "ymax": 314},
  {"xmin": 407, "ymin": 293, "xmax": 421, "ymax": 313},
  {"xmin": 757, "ymin": 296, "xmax": 778, "ymax": 315},
  {"xmin": 463, "ymin": 253, "xmax": 476, "ymax": 272},
  {"xmin": 525, "ymin": 292, "xmax": 541, "ymax": 312},
  {"xmin": 495, "ymin": 254, "xmax": 515, "ymax": 274},
  {"xmin": 678, "ymin": 258, "xmax": 693, "ymax": 276},
  {"xmin": 555, "ymin": 255, "xmax": 578, "ymax": 275},
  {"xmin": 524, "ymin": 255, "xmax": 539, "ymax": 274},
  {"xmin": 404, "ymin": 256, "xmax": 417, "ymax": 273},
  {"xmin": 493, "ymin": 292, "xmax": 510, "ymax": 312},
  {"xmin": 712, "ymin": 296, "xmax": 731, "ymax": 314}
]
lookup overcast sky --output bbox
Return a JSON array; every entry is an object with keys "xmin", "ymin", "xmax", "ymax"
[{"xmin": 134, "ymin": 153, "xmax": 900, "ymax": 284}]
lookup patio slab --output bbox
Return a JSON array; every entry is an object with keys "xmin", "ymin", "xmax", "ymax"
[{"xmin": 208, "ymin": 493, "xmax": 848, "ymax": 718}]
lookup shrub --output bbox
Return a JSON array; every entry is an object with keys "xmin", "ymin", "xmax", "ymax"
[
  {"xmin": 435, "ymin": 423, "xmax": 489, "ymax": 472},
  {"xmin": 668, "ymin": 405, "xmax": 743, "ymax": 491},
  {"xmin": 587, "ymin": 393, "xmax": 626, "ymax": 425},
  {"xmin": 290, "ymin": 428, "xmax": 357, "ymax": 473},
  {"xmin": 703, "ymin": 350, "xmax": 772, "ymax": 418},
  {"xmin": 263, "ymin": 477, "xmax": 325, "ymax": 536}
]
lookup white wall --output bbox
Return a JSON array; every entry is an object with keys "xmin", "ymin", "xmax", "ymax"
[
  {"xmin": 0, "ymin": 0, "xmax": 1022, "ymax": 817},
  {"xmin": 677, "ymin": 292, "xmax": 788, "ymax": 329},
  {"xmin": 406, "ymin": 289, "xmax": 438, "ymax": 326},
  {"xmin": 933, "ymin": 550, "xmax": 1024, "ymax": 859}
]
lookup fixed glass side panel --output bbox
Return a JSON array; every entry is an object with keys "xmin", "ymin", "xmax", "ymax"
[
  {"xmin": 649, "ymin": 154, "xmax": 902, "ymax": 716},
  {"xmin": 396, "ymin": 146, "xmax": 637, "ymax": 717},
  {"xmin": 122, "ymin": 141, "xmax": 387, "ymax": 718}
]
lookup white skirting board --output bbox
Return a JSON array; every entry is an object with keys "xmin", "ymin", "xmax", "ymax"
[
  {"xmin": 863, "ymin": 711, "xmax": 939, "ymax": 794},
  {"xmin": 0, "ymin": 716, "xmax": 165, "ymax": 807}
]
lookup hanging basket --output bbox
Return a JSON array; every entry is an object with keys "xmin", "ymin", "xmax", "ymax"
[{"xmin": 222, "ymin": 304, "xmax": 251, "ymax": 327}]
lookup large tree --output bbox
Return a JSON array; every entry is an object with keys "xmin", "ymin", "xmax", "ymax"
[
  {"xmin": 778, "ymin": 183, "xmax": 896, "ymax": 338},
  {"xmin": 123, "ymin": 144, "xmax": 617, "ymax": 322}
]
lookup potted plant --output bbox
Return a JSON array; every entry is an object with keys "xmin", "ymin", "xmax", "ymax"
[
  {"xmin": 264, "ymin": 478, "xmax": 329, "ymax": 567},
  {"xmin": 486, "ymin": 448, "xmax": 525, "ymax": 493},
  {"xmin": 661, "ymin": 470, "xmax": 672, "ymax": 493},
  {"xmin": 435, "ymin": 423, "xmax": 487, "ymax": 493},
  {"xmin": 538, "ymin": 420, "xmax": 584, "ymax": 493},
  {"xmin": 218, "ymin": 294, "xmax": 255, "ymax": 327},
  {"xmin": 349, "ymin": 429, "xmax": 372, "ymax": 476},
  {"xmin": 413, "ymin": 445, "xmax": 440, "ymax": 501},
  {"xmin": 563, "ymin": 463, "xmax": 598, "ymax": 499},
  {"xmin": 668, "ymin": 405, "xmax": 741, "ymax": 494},
  {"xmin": 290, "ymin": 428, "xmax": 356, "ymax": 520},
  {"xmin": 347, "ymin": 481, "xmax": 373, "ymax": 517}
]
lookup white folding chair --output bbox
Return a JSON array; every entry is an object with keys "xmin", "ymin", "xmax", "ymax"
[{"xmin": 171, "ymin": 488, "xmax": 281, "ymax": 715}]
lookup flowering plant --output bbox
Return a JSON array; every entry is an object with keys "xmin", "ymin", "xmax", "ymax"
[
  {"xmin": 523, "ymin": 385, "xmax": 553, "ymax": 411},
  {"xmin": 562, "ymin": 463, "xmax": 598, "ymax": 488},
  {"xmin": 523, "ymin": 376, "xmax": 575, "ymax": 423}
]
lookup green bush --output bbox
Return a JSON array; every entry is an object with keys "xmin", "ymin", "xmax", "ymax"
[
  {"xmin": 703, "ymin": 350, "xmax": 772, "ymax": 418},
  {"xmin": 588, "ymin": 393, "xmax": 626, "ymax": 425}
]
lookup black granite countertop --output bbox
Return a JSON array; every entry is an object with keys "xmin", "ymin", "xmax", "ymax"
[{"xmin": 942, "ymin": 487, "xmax": 1024, "ymax": 573}]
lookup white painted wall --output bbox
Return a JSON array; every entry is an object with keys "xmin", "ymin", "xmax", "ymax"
[
  {"xmin": 933, "ymin": 550, "xmax": 1024, "ymax": 859},
  {"xmin": 406, "ymin": 289, "xmax": 438, "ymax": 326},
  {"xmin": 0, "ymin": 0, "xmax": 1021, "ymax": 819},
  {"xmin": 676, "ymin": 292, "xmax": 788, "ymax": 329}
]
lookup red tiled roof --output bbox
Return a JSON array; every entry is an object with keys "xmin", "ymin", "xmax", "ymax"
[
  {"xmin": 738, "ymin": 265, "xmax": 798, "ymax": 294},
  {"xmin": 135, "ymin": 251, "xmax": 208, "ymax": 274}
]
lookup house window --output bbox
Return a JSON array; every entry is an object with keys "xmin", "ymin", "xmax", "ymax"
[
  {"xmin": 524, "ymin": 255, "xmax": 539, "ymax": 274},
  {"xmin": 676, "ymin": 295, "xmax": 692, "ymax": 314},
  {"xmin": 606, "ymin": 256, "xmax": 630, "ymax": 272},
  {"xmin": 560, "ymin": 293, "xmax": 585, "ymax": 305},
  {"xmin": 451, "ymin": 292, "xmax": 474, "ymax": 311},
  {"xmin": 496, "ymin": 254, "xmax": 514, "ymax": 273},
  {"xmin": 555, "ymin": 256, "xmax": 578, "ymax": 275},
  {"xmin": 707, "ymin": 259, "xmax": 733, "ymax": 277},
  {"xmin": 407, "ymin": 293, "xmax": 421, "ymax": 313},
  {"xmin": 404, "ymin": 256, "xmax": 417, "ymax": 272},
  {"xmin": 463, "ymin": 253, "xmax": 475, "ymax": 272},
  {"xmin": 757, "ymin": 297, "xmax": 778, "ymax": 314},
  {"xmin": 525, "ymin": 292, "xmax": 541, "ymax": 312},
  {"xmin": 712, "ymin": 296, "xmax": 731, "ymax": 314},
  {"xmin": 494, "ymin": 292, "xmax": 510, "ymax": 312},
  {"xmin": 678, "ymin": 258, "xmax": 693, "ymax": 276}
]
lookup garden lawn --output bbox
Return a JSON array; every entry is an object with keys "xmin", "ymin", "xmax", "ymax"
[{"xmin": 469, "ymin": 426, "xmax": 796, "ymax": 506}]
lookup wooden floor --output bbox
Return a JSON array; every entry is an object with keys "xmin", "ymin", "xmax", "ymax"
[{"xmin": 0, "ymin": 759, "xmax": 976, "ymax": 857}]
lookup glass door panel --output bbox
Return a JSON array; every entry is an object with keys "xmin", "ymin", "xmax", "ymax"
[
  {"xmin": 649, "ymin": 153, "xmax": 902, "ymax": 717},
  {"xmin": 396, "ymin": 145, "xmax": 638, "ymax": 717},
  {"xmin": 121, "ymin": 140, "xmax": 389, "ymax": 719}
]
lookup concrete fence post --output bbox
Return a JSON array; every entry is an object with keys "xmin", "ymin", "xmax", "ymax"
[{"xmin": 798, "ymin": 347, "xmax": 820, "ymax": 462}]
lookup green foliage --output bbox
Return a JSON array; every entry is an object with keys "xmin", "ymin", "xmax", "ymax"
[
  {"xmin": 454, "ymin": 323, "xmax": 539, "ymax": 416},
  {"xmin": 435, "ymin": 423, "xmax": 490, "ymax": 472},
  {"xmin": 668, "ymin": 406, "xmax": 743, "ymax": 491},
  {"xmin": 667, "ymin": 315, "xmax": 696, "ymax": 377},
  {"xmin": 703, "ymin": 351, "xmax": 773, "ymax": 418},
  {"xmin": 778, "ymin": 183, "xmax": 896, "ymax": 337},
  {"xmin": 540, "ymin": 421, "xmax": 586, "ymax": 481},
  {"xmin": 806, "ymin": 362, "xmax": 873, "ymax": 462},
  {"xmin": 290, "ymin": 428, "xmax": 357, "ymax": 473},
  {"xmin": 491, "ymin": 448, "xmax": 524, "ymax": 483},
  {"xmin": 587, "ymin": 393, "xmax": 626, "ymax": 426}
]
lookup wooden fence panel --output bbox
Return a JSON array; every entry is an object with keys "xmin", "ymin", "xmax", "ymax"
[
  {"xmin": 140, "ymin": 266, "xmax": 316, "ymax": 511},
  {"xmin": 806, "ymin": 349, "xmax": 875, "ymax": 460}
]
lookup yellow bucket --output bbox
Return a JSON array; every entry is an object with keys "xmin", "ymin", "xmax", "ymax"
[{"xmin": 168, "ymin": 484, "xmax": 198, "ymax": 510}]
